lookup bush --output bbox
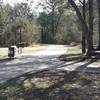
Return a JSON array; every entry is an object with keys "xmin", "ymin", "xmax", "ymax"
[{"xmin": 70, "ymin": 42, "xmax": 78, "ymax": 46}]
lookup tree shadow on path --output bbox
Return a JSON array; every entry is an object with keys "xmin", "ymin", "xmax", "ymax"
[{"xmin": 0, "ymin": 57, "xmax": 100, "ymax": 100}]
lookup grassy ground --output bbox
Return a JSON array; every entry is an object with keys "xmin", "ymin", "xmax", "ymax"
[
  {"xmin": 0, "ymin": 48, "xmax": 8, "ymax": 60},
  {"xmin": 59, "ymin": 45, "xmax": 100, "ymax": 69},
  {"xmin": 0, "ymin": 45, "xmax": 81, "ymax": 60},
  {"xmin": 67, "ymin": 45, "xmax": 82, "ymax": 55},
  {"xmin": 0, "ymin": 70, "xmax": 100, "ymax": 100},
  {"xmin": 59, "ymin": 45, "xmax": 85, "ymax": 61},
  {"xmin": 22, "ymin": 45, "xmax": 46, "ymax": 53},
  {"xmin": 0, "ymin": 45, "xmax": 46, "ymax": 60}
]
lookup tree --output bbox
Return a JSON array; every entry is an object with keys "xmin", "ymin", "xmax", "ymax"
[
  {"xmin": 0, "ymin": 2, "xmax": 40, "ymax": 47},
  {"xmin": 96, "ymin": 0, "xmax": 100, "ymax": 49},
  {"xmin": 77, "ymin": 0, "xmax": 87, "ymax": 53},
  {"xmin": 11, "ymin": 2, "xmax": 34, "ymax": 21},
  {"xmin": 10, "ymin": 2, "xmax": 39, "ymax": 45},
  {"xmin": 87, "ymin": 0, "xmax": 94, "ymax": 55},
  {"xmin": 0, "ymin": 4, "xmax": 12, "ymax": 46},
  {"xmin": 80, "ymin": 0, "xmax": 87, "ymax": 53},
  {"xmin": 68, "ymin": 0, "xmax": 94, "ymax": 56},
  {"xmin": 38, "ymin": 0, "xmax": 66, "ymax": 43}
]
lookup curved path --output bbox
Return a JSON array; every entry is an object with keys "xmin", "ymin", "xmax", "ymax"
[
  {"xmin": 0, "ymin": 45, "xmax": 67, "ymax": 83},
  {"xmin": 0, "ymin": 45, "xmax": 100, "ymax": 83}
]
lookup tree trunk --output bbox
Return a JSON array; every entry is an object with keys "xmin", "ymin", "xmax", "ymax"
[
  {"xmin": 68, "ymin": 0, "xmax": 88, "ymax": 32},
  {"xmin": 96, "ymin": 0, "xmax": 100, "ymax": 50},
  {"xmin": 68, "ymin": 0, "xmax": 94, "ymax": 56},
  {"xmin": 51, "ymin": 5, "xmax": 55, "ymax": 42},
  {"xmin": 82, "ymin": 0, "xmax": 86, "ymax": 54},
  {"xmin": 87, "ymin": 0, "xmax": 94, "ymax": 55}
]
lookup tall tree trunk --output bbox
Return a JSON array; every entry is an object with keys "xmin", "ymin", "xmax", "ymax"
[
  {"xmin": 68, "ymin": 0, "xmax": 88, "ymax": 32},
  {"xmin": 96, "ymin": 0, "xmax": 100, "ymax": 50},
  {"xmin": 87, "ymin": 0, "xmax": 94, "ymax": 55},
  {"xmin": 82, "ymin": 0, "xmax": 86, "ymax": 54},
  {"xmin": 14, "ymin": 32, "xmax": 17, "ymax": 45},
  {"xmin": 51, "ymin": 5, "xmax": 55, "ymax": 42},
  {"xmin": 68, "ymin": 0, "xmax": 93, "ymax": 56}
]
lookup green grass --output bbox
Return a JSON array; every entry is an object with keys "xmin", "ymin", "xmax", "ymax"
[{"xmin": 0, "ymin": 70, "xmax": 100, "ymax": 100}]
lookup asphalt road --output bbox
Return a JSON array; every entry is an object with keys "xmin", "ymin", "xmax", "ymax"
[{"xmin": 0, "ymin": 45, "xmax": 67, "ymax": 83}]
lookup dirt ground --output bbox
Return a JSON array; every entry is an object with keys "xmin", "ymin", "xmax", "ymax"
[{"xmin": 0, "ymin": 70, "xmax": 100, "ymax": 100}]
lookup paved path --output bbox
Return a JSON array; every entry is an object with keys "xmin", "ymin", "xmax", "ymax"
[
  {"xmin": 0, "ymin": 45, "xmax": 100, "ymax": 83},
  {"xmin": 0, "ymin": 45, "xmax": 67, "ymax": 83}
]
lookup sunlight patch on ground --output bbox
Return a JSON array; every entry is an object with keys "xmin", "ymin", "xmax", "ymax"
[
  {"xmin": 0, "ymin": 45, "xmax": 46, "ymax": 60},
  {"xmin": 67, "ymin": 45, "xmax": 82, "ymax": 54},
  {"xmin": 58, "ymin": 61, "xmax": 88, "ymax": 71},
  {"xmin": 0, "ymin": 48, "xmax": 8, "ymax": 59},
  {"xmin": 22, "ymin": 45, "xmax": 46, "ymax": 53},
  {"xmin": 39, "ymin": 64, "xmax": 49, "ymax": 69},
  {"xmin": 87, "ymin": 63, "xmax": 100, "ymax": 68}
]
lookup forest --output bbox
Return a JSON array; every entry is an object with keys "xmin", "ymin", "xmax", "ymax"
[
  {"xmin": 0, "ymin": 0, "xmax": 100, "ymax": 56},
  {"xmin": 0, "ymin": 1, "xmax": 100, "ymax": 99}
]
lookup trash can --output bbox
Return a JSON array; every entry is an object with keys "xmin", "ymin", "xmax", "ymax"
[{"xmin": 8, "ymin": 47, "xmax": 15, "ymax": 58}]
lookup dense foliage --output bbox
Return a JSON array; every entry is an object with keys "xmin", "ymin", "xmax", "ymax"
[
  {"xmin": 0, "ymin": 2, "xmax": 39, "ymax": 47},
  {"xmin": 0, "ymin": 0, "xmax": 100, "ymax": 54},
  {"xmin": 38, "ymin": 0, "xmax": 81, "ymax": 44}
]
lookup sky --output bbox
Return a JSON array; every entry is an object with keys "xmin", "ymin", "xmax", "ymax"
[
  {"xmin": 3, "ymin": 0, "xmax": 43, "ymax": 13},
  {"xmin": 3, "ymin": 0, "xmax": 81, "ymax": 5},
  {"xmin": 3, "ymin": 0, "xmax": 40, "ymax": 7},
  {"xmin": 3, "ymin": 0, "xmax": 81, "ymax": 13}
]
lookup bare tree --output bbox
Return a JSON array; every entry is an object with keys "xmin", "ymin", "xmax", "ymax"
[
  {"xmin": 96, "ymin": 0, "xmax": 100, "ymax": 50},
  {"xmin": 87, "ymin": 0, "xmax": 94, "ymax": 55},
  {"xmin": 68, "ymin": 0, "xmax": 94, "ymax": 56},
  {"xmin": 79, "ymin": 0, "xmax": 87, "ymax": 53}
]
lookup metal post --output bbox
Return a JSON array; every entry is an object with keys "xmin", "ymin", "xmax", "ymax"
[{"xmin": 20, "ymin": 28, "xmax": 22, "ymax": 53}]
